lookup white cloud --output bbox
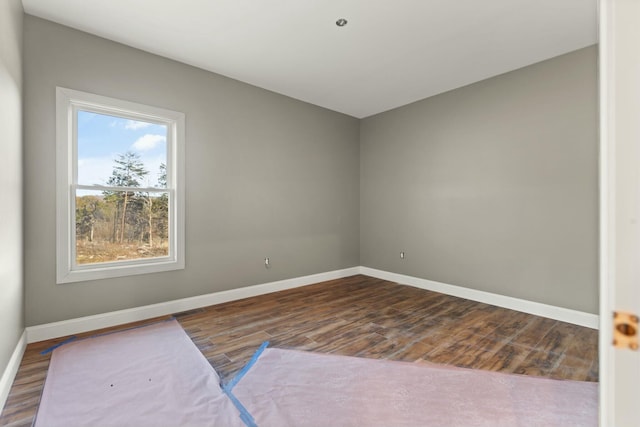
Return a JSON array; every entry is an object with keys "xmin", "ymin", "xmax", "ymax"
[
  {"xmin": 77, "ymin": 157, "xmax": 117, "ymax": 186},
  {"xmin": 132, "ymin": 134, "xmax": 166, "ymax": 151},
  {"xmin": 125, "ymin": 120, "xmax": 153, "ymax": 130}
]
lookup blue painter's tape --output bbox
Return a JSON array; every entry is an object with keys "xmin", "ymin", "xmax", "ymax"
[
  {"xmin": 222, "ymin": 341, "xmax": 269, "ymax": 427},
  {"xmin": 224, "ymin": 341, "xmax": 269, "ymax": 392},
  {"xmin": 223, "ymin": 387, "xmax": 258, "ymax": 427},
  {"xmin": 40, "ymin": 336, "xmax": 77, "ymax": 355}
]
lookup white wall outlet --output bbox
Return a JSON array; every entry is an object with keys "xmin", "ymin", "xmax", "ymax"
[
  {"xmin": 264, "ymin": 257, "xmax": 270, "ymax": 268},
  {"xmin": 400, "ymin": 251, "xmax": 405, "ymax": 259}
]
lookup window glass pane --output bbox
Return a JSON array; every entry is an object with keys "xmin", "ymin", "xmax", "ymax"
[
  {"xmin": 77, "ymin": 110, "xmax": 167, "ymax": 188},
  {"xmin": 75, "ymin": 189, "xmax": 169, "ymax": 265}
]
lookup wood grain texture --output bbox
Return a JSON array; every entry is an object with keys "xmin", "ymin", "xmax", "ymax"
[{"xmin": 0, "ymin": 275, "xmax": 598, "ymax": 427}]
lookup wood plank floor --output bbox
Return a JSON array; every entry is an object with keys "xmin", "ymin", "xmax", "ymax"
[{"xmin": 0, "ymin": 275, "xmax": 598, "ymax": 427}]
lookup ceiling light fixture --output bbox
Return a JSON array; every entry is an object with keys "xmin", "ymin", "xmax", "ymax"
[{"xmin": 336, "ymin": 18, "xmax": 348, "ymax": 27}]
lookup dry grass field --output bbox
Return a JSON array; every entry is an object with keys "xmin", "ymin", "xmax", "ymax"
[{"xmin": 75, "ymin": 240, "xmax": 168, "ymax": 264}]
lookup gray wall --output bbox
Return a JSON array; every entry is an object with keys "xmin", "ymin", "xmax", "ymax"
[
  {"xmin": 360, "ymin": 46, "xmax": 598, "ymax": 313},
  {"xmin": 23, "ymin": 16, "xmax": 360, "ymax": 326},
  {"xmin": 0, "ymin": 0, "xmax": 24, "ymax": 378}
]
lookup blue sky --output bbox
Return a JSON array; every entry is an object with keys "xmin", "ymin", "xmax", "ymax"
[{"xmin": 77, "ymin": 110, "xmax": 167, "ymax": 188}]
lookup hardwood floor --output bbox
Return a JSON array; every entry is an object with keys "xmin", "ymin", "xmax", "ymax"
[{"xmin": 0, "ymin": 275, "xmax": 598, "ymax": 427}]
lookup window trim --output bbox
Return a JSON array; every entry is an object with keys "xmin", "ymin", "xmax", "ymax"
[{"xmin": 56, "ymin": 87, "xmax": 185, "ymax": 283}]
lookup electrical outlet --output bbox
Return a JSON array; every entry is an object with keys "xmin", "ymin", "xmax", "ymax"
[
  {"xmin": 400, "ymin": 251, "xmax": 405, "ymax": 259},
  {"xmin": 264, "ymin": 257, "xmax": 270, "ymax": 268}
]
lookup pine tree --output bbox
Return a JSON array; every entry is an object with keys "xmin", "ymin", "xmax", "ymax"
[
  {"xmin": 154, "ymin": 163, "xmax": 169, "ymax": 246},
  {"xmin": 104, "ymin": 152, "xmax": 148, "ymax": 244}
]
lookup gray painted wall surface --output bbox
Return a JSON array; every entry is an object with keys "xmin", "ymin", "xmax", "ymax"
[
  {"xmin": 360, "ymin": 46, "xmax": 598, "ymax": 313},
  {"xmin": 23, "ymin": 16, "xmax": 360, "ymax": 326},
  {"xmin": 0, "ymin": 0, "xmax": 24, "ymax": 376}
]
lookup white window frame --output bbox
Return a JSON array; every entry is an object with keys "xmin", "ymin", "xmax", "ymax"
[{"xmin": 56, "ymin": 87, "xmax": 185, "ymax": 283}]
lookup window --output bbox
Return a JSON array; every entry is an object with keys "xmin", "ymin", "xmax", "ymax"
[{"xmin": 56, "ymin": 87, "xmax": 185, "ymax": 283}]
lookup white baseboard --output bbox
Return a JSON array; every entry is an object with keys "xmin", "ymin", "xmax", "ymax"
[
  {"xmin": 360, "ymin": 267, "xmax": 599, "ymax": 329},
  {"xmin": 0, "ymin": 330, "xmax": 27, "ymax": 412},
  {"xmin": 26, "ymin": 267, "xmax": 360, "ymax": 343}
]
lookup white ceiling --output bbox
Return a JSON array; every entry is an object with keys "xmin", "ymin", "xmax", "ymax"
[{"xmin": 21, "ymin": 0, "xmax": 597, "ymax": 118}]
